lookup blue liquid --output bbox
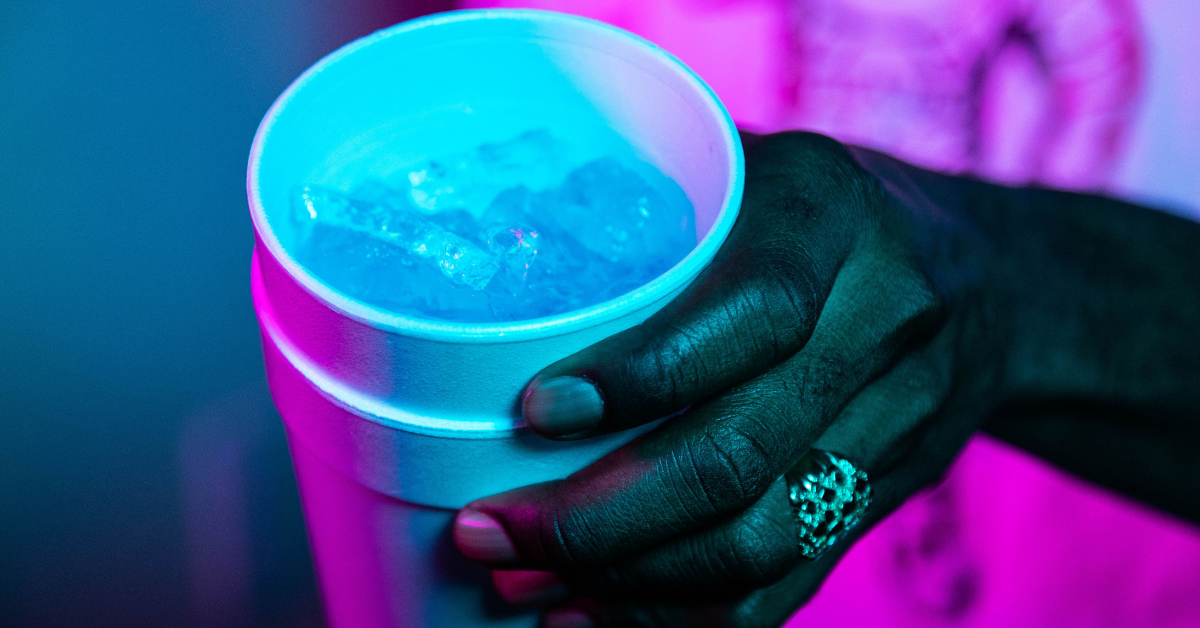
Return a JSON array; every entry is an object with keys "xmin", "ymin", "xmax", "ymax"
[{"xmin": 289, "ymin": 130, "xmax": 696, "ymax": 322}]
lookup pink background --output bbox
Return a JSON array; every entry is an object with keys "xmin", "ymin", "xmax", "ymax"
[{"xmin": 460, "ymin": 1, "xmax": 1200, "ymax": 625}]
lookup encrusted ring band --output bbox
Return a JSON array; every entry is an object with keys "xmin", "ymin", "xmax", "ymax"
[{"xmin": 785, "ymin": 449, "xmax": 871, "ymax": 560}]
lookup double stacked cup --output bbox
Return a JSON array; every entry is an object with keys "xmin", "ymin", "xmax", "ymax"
[{"xmin": 247, "ymin": 10, "xmax": 744, "ymax": 628}]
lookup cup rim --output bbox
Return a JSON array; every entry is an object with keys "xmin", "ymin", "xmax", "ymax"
[{"xmin": 247, "ymin": 8, "xmax": 744, "ymax": 343}]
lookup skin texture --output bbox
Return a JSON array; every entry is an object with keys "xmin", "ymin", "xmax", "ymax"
[{"xmin": 453, "ymin": 131, "xmax": 1200, "ymax": 627}]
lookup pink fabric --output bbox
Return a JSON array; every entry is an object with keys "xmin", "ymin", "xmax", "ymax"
[
  {"xmin": 798, "ymin": 437, "xmax": 1200, "ymax": 628},
  {"xmin": 460, "ymin": 0, "xmax": 1200, "ymax": 624},
  {"xmin": 464, "ymin": 0, "xmax": 1141, "ymax": 187},
  {"xmin": 780, "ymin": 0, "xmax": 1142, "ymax": 188}
]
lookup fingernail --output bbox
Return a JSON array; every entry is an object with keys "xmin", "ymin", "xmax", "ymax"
[
  {"xmin": 492, "ymin": 570, "xmax": 567, "ymax": 605},
  {"xmin": 454, "ymin": 508, "xmax": 517, "ymax": 562},
  {"xmin": 543, "ymin": 609, "xmax": 594, "ymax": 628},
  {"xmin": 523, "ymin": 376, "xmax": 604, "ymax": 437}
]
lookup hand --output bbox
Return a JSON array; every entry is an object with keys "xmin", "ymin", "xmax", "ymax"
[{"xmin": 453, "ymin": 131, "xmax": 1009, "ymax": 627}]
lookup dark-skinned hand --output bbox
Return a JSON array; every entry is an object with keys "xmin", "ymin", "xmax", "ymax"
[{"xmin": 450, "ymin": 130, "xmax": 1200, "ymax": 628}]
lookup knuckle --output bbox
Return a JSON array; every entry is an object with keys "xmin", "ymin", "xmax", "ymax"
[
  {"xmin": 906, "ymin": 271, "xmax": 945, "ymax": 318},
  {"xmin": 616, "ymin": 284, "xmax": 771, "ymax": 412},
  {"xmin": 541, "ymin": 501, "xmax": 621, "ymax": 571},
  {"xmin": 652, "ymin": 258, "xmax": 819, "ymax": 387},
  {"xmin": 678, "ymin": 423, "xmax": 777, "ymax": 516},
  {"xmin": 757, "ymin": 252, "xmax": 824, "ymax": 335},
  {"xmin": 542, "ymin": 509, "xmax": 589, "ymax": 569},
  {"xmin": 720, "ymin": 270, "xmax": 814, "ymax": 366},
  {"xmin": 649, "ymin": 319, "xmax": 718, "ymax": 402},
  {"xmin": 755, "ymin": 132, "xmax": 847, "ymax": 174},
  {"xmin": 891, "ymin": 271, "xmax": 947, "ymax": 340},
  {"xmin": 723, "ymin": 509, "xmax": 799, "ymax": 586},
  {"xmin": 792, "ymin": 351, "xmax": 852, "ymax": 403},
  {"xmin": 772, "ymin": 133, "xmax": 878, "ymax": 207},
  {"xmin": 619, "ymin": 326, "xmax": 693, "ymax": 408}
]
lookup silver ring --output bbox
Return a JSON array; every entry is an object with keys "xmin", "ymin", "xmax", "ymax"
[{"xmin": 785, "ymin": 449, "xmax": 871, "ymax": 560}]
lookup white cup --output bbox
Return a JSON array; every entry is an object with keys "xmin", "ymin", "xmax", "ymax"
[{"xmin": 248, "ymin": 9, "xmax": 743, "ymax": 627}]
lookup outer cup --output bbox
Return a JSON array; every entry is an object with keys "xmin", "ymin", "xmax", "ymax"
[{"xmin": 248, "ymin": 9, "xmax": 743, "ymax": 628}]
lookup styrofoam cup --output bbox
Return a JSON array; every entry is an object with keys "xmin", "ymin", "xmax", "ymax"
[{"xmin": 248, "ymin": 9, "xmax": 743, "ymax": 627}]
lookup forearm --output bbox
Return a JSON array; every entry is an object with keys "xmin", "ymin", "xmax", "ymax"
[
  {"xmin": 976, "ymin": 184, "xmax": 1200, "ymax": 522},
  {"xmin": 981, "ymin": 186, "xmax": 1200, "ymax": 416}
]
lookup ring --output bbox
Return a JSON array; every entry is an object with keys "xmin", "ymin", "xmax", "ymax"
[{"xmin": 785, "ymin": 449, "xmax": 871, "ymax": 560}]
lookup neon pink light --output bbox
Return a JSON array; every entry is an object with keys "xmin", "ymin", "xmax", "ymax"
[{"xmin": 463, "ymin": 1, "xmax": 1199, "ymax": 624}]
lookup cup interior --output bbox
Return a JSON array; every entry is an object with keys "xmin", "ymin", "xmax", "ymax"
[{"xmin": 249, "ymin": 9, "xmax": 742, "ymax": 336}]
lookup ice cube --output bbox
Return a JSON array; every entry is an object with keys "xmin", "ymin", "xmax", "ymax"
[
  {"xmin": 294, "ymin": 185, "xmax": 500, "ymax": 290},
  {"xmin": 539, "ymin": 158, "xmax": 693, "ymax": 267},
  {"xmin": 484, "ymin": 223, "xmax": 540, "ymax": 296},
  {"xmin": 415, "ymin": 229, "xmax": 499, "ymax": 291},
  {"xmin": 481, "ymin": 185, "xmax": 535, "ymax": 226},
  {"xmin": 405, "ymin": 129, "xmax": 571, "ymax": 218},
  {"xmin": 289, "ymin": 131, "xmax": 698, "ymax": 323}
]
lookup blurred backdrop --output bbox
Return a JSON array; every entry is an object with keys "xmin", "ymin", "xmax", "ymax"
[
  {"xmin": 0, "ymin": 1, "xmax": 451, "ymax": 625},
  {"xmin": 1, "ymin": 1, "xmax": 1197, "ymax": 627}
]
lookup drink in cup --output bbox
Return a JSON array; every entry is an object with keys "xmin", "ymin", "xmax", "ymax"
[{"xmin": 248, "ymin": 10, "xmax": 743, "ymax": 627}]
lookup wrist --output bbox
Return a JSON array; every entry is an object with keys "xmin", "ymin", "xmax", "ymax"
[{"xmin": 851, "ymin": 143, "xmax": 1200, "ymax": 418}]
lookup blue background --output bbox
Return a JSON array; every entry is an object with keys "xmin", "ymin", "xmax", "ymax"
[{"xmin": 0, "ymin": 1, "xmax": 452, "ymax": 625}]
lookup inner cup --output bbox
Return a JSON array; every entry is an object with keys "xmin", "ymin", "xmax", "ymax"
[{"xmin": 249, "ymin": 9, "xmax": 743, "ymax": 338}]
